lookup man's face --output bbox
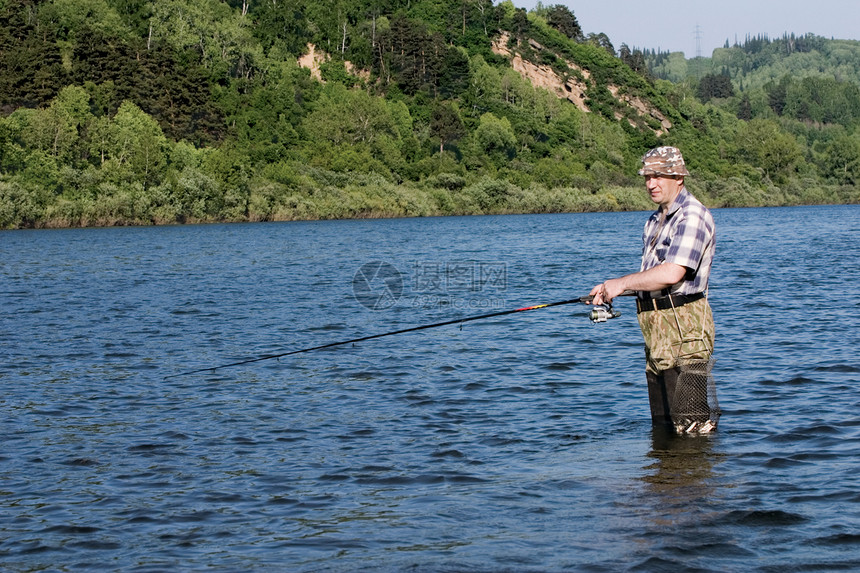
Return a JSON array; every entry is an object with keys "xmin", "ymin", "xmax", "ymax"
[{"xmin": 644, "ymin": 173, "xmax": 683, "ymax": 208}]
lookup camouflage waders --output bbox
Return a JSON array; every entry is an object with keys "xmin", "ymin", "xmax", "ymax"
[{"xmin": 637, "ymin": 297, "xmax": 719, "ymax": 433}]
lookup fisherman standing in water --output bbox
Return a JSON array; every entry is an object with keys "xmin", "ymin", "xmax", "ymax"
[{"xmin": 589, "ymin": 147, "xmax": 719, "ymax": 434}]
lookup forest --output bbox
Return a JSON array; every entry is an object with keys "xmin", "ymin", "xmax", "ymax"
[{"xmin": 0, "ymin": 0, "xmax": 859, "ymax": 228}]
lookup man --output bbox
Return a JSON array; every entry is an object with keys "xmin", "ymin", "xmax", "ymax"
[{"xmin": 589, "ymin": 146, "xmax": 718, "ymax": 434}]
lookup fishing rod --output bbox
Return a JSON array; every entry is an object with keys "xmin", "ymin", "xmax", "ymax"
[{"xmin": 165, "ymin": 291, "xmax": 635, "ymax": 379}]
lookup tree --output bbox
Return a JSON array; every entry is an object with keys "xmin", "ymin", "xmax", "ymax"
[
  {"xmin": 511, "ymin": 7, "xmax": 529, "ymax": 38},
  {"xmin": 737, "ymin": 94, "xmax": 752, "ymax": 121},
  {"xmin": 783, "ymin": 76, "xmax": 860, "ymax": 125},
  {"xmin": 619, "ymin": 44, "xmax": 649, "ymax": 78},
  {"xmin": 20, "ymin": 86, "xmax": 93, "ymax": 164},
  {"xmin": 765, "ymin": 75, "xmax": 791, "ymax": 116},
  {"xmin": 382, "ymin": 15, "xmax": 453, "ymax": 96},
  {"xmin": 474, "ymin": 112, "xmax": 516, "ymax": 159},
  {"xmin": 108, "ymin": 100, "xmax": 169, "ymax": 188},
  {"xmin": 697, "ymin": 73, "xmax": 735, "ymax": 102},
  {"xmin": 822, "ymin": 136, "xmax": 860, "ymax": 185},
  {"xmin": 439, "ymin": 46, "xmax": 471, "ymax": 99},
  {"xmin": 68, "ymin": 25, "xmax": 143, "ymax": 112},
  {"xmin": 223, "ymin": 62, "xmax": 304, "ymax": 163},
  {"xmin": 303, "ymin": 0, "xmax": 364, "ymax": 55},
  {"xmin": 0, "ymin": 1, "xmax": 70, "ymax": 110},
  {"xmin": 733, "ymin": 119, "xmax": 802, "ymax": 182},
  {"xmin": 464, "ymin": 55, "xmax": 501, "ymax": 113},
  {"xmin": 140, "ymin": 48, "xmax": 225, "ymax": 145},
  {"xmin": 249, "ymin": 0, "xmax": 310, "ymax": 56},
  {"xmin": 302, "ymin": 83, "xmax": 399, "ymax": 146},
  {"xmin": 467, "ymin": 0, "xmax": 495, "ymax": 36},
  {"xmin": 587, "ymin": 32, "xmax": 615, "ymax": 56},
  {"xmin": 545, "ymin": 5, "xmax": 583, "ymax": 42},
  {"xmin": 38, "ymin": 0, "xmax": 131, "ymax": 42},
  {"xmin": 430, "ymin": 101, "xmax": 465, "ymax": 153},
  {"xmin": 148, "ymin": 0, "xmax": 259, "ymax": 81}
]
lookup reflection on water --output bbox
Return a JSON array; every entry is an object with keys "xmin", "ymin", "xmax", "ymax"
[{"xmin": 642, "ymin": 429, "xmax": 719, "ymax": 523}]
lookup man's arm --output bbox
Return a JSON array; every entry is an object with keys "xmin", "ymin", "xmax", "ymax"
[{"xmin": 589, "ymin": 262, "xmax": 687, "ymax": 305}]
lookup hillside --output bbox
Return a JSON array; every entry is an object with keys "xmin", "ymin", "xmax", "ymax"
[
  {"xmin": 647, "ymin": 34, "xmax": 860, "ymax": 89},
  {"xmin": 0, "ymin": 0, "xmax": 858, "ymax": 229}
]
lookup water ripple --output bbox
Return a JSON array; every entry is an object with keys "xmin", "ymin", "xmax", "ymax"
[{"xmin": 2, "ymin": 207, "xmax": 860, "ymax": 571}]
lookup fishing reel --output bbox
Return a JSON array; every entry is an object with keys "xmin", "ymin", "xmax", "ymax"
[{"xmin": 589, "ymin": 303, "xmax": 621, "ymax": 323}]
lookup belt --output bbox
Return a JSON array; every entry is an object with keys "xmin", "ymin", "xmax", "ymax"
[{"xmin": 636, "ymin": 292, "xmax": 705, "ymax": 314}]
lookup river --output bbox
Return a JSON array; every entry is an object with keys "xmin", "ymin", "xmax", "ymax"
[{"xmin": 2, "ymin": 205, "xmax": 859, "ymax": 571}]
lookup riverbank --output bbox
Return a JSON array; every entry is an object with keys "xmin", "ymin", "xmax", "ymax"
[{"xmin": 2, "ymin": 172, "xmax": 857, "ymax": 229}]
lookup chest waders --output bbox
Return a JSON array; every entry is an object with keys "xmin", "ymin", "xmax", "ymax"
[{"xmin": 637, "ymin": 296, "xmax": 720, "ymax": 434}]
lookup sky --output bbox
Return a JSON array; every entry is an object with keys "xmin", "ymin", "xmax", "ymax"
[{"xmin": 510, "ymin": 0, "xmax": 859, "ymax": 56}]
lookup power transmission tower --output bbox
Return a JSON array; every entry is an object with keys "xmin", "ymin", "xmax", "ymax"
[{"xmin": 694, "ymin": 24, "xmax": 703, "ymax": 79}]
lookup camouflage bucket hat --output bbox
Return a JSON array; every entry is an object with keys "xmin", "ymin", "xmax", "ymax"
[{"xmin": 638, "ymin": 146, "xmax": 690, "ymax": 177}]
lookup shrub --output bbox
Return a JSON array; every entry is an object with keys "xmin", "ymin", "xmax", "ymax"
[
  {"xmin": 0, "ymin": 181, "xmax": 45, "ymax": 228},
  {"xmin": 464, "ymin": 177, "xmax": 519, "ymax": 211}
]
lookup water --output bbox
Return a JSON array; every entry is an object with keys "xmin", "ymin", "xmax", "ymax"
[{"xmin": 2, "ymin": 205, "xmax": 860, "ymax": 572}]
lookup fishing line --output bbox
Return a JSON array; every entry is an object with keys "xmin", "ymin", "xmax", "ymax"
[{"xmin": 165, "ymin": 291, "xmax": 634, "ymax": 379}]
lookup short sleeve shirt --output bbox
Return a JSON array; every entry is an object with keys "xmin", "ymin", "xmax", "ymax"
[{"xmin": 640, "ymin": 187, "xmax": 715, "ymax": 298}]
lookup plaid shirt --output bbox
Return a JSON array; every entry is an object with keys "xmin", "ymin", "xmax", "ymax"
[{"xmin": 640, "ymin": 187, "xmax": 715, "ymax": 298}]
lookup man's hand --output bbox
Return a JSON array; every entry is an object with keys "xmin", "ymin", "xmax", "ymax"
[
  {"xmin": 589, "ymin": 278, "xmax": 627, "ymax": 306},
  {"xmin": 588, "ymin": 263, "xmax": 688, "ymax": 305}
]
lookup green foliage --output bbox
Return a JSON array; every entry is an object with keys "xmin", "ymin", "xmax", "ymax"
[
  {"xmin": 697, "ymin": 73, "xmax": 734, "ymax": 102},
  {"xmin": 643, "ymin": 51, "xmax": 689, "ymax": 83},
  {"xmin": 543, "ymin": 5, "xmax": 583, "ymax": 42},
  {"xmin": 649, "ymin": 34, "xmax": 860, "ymax": 90},
  {"xmin": 250, "ymin": 0, "xmax": 310, "ymax": 56},
  {"xmin": 821, "ymin": 135, "xmax": 860, "ymax": 185},
  {"xmin": 782, "ymin": 76, "xmax": 860, "ymax": 125},
  {"xmin": 0, "ymin": 180, "xmax": 46, "ymax": 228},
  {"xmin": 109, "ymin": 100, "xmax": 169, "ymax": 187},
  {"xmin": 429, "ymin": 100, "xmax": 465, "ymax": 153},
  {"xmin": 302, "ymin": 83, "xmax": 400, "ymax": 146},
  {"xmin": 39, "ymin": 0, "xmax": 131, "ymax": 42},
  {"xmin": 731, "ymin": 119, "xmax": 803, "ymax": 183},
  {"xmin": 0, "ymin": 0, "xmax": 857, "ymax": 228},
  {"xmin": 473, "ymin": 112, "xmax": 516, "ymax": 159}
]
